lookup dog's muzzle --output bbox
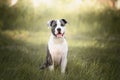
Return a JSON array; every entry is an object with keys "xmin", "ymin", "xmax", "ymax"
[
  {"xmin": 56, "ymin": 33, "xmax": 64, "ymax": 38},
  {"xmin": 56, "ymin": 28, "xmax": 64, "ymax": 38}
]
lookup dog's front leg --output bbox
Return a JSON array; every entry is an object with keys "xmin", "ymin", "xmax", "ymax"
[{"xmin": 61, "ymin": 56, "xmax": 67, "ymax": 73}]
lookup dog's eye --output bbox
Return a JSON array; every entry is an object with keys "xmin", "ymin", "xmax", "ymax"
[
  {"xmin": 61, "ymin": 23, "xmax": 65, "ymax": 27},
  {"xmin": 53, "ymin": 24, "xmax": 57, "ymax": 27}
]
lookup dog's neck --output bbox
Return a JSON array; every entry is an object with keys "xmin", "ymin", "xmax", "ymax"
[{"xmin": 50, "ymin": 34, "xmax": 65, "ymax": 44}]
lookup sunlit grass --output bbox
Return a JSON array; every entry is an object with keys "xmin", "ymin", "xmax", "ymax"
[{"xmin": 1, "ymin": 30, "xmax": 49, "ymax": 45}]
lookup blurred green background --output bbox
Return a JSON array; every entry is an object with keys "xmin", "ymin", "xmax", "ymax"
[{"xmin": 0, "ymin": 0, "xmax": 120, "ymax": 80}]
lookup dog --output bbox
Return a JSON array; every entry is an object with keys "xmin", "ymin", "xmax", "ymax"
[{"xmin": 40, "ymin": 19, "xmax": 68, "ymax": 73}]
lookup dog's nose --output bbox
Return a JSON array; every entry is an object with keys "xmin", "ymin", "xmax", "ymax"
[{"xmin": 57, "ymin": 28, "xmax": 61, "ymax": 32}]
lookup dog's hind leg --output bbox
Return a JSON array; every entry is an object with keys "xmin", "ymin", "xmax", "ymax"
[{"xmin": 40, "ymin": 46, "xmax": 53, "ymax": 69}]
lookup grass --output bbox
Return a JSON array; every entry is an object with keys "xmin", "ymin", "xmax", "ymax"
[
  {"xmin": 0, "ymin": 1, "xmax": 120, "ymax": 80},
  {"xmin": 0, "ymin": 29, "xmax": 120, "ymax": 80}
]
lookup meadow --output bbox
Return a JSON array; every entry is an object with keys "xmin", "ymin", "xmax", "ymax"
[{"xmin": 0, "ymin": 0, "xmax": 120, "ymax": 80}]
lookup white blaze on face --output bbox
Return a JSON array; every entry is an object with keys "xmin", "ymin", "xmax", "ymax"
[{"xmin": 55, "ymin": 20, "xmax": 66, "ymax": 38}]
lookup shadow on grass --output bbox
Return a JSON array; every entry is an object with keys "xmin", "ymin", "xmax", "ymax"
[{"xmin": 0, "ymin": 32, "xmax": 47, "ymax": 80}]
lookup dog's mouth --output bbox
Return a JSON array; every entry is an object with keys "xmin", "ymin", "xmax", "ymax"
[{"xmin": 56, "ymin": 32, "xmax": 64, "ymax": 38}]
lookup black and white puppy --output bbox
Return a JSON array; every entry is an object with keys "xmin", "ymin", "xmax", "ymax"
[{"xmin": 40, "ymin": 19, "xmax": 68, "ymax": 73}]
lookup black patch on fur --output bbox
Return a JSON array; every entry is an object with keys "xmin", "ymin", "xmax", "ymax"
[
  {"xmin": 51, "ymin": 26, "xmax": 57, "ymax": 37},
  {"xmin": 46, "ymin": 46, "xmax": 53, "ymax": 65},
  {"xmin": 50, "ymin": 20, "xmax": 57, "ymax": 37},
  {"xmin": 50, "ymin": 20, "xmax": 57, "ymax": 27},
  {"xmin": 60, "ymin": 19, "xmax": 67, "ymax": 26},
  {"xmin": 40, "ymin": 46, "xmax": 53, "ymax": 69}
]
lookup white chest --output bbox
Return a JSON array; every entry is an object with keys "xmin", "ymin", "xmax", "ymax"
[{"xmin": 48, "ymin": 37, "xmax": 68, "ymax": 64}]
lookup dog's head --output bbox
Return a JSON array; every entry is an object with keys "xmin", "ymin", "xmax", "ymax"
[{"xmin": 47, "ymin": 19, "xmax": 67, "ymax": 38}]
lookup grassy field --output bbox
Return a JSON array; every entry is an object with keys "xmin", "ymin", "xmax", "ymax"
[
  {"xmin": 0, "ymin": 28, "xmax": 120, "ymax": 80},
  {"xmin": 0, "ymin": 31, "xmax": 120, "ymax": 80},
  {"xmin": 0, "ymin": 1, "xmax": 120, "ymax": 80}
]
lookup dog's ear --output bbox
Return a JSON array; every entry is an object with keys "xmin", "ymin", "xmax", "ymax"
[
  {"xmin": 61, "ymin": 19, "xmax": 67, "ymax": 24},
  {"xmin": 47, "ymin": 20, "xmax": 56, "ymax": 28},
  {"xmin": 60, "ymin": 19, "xmax": 67, "ymax": 26}
]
